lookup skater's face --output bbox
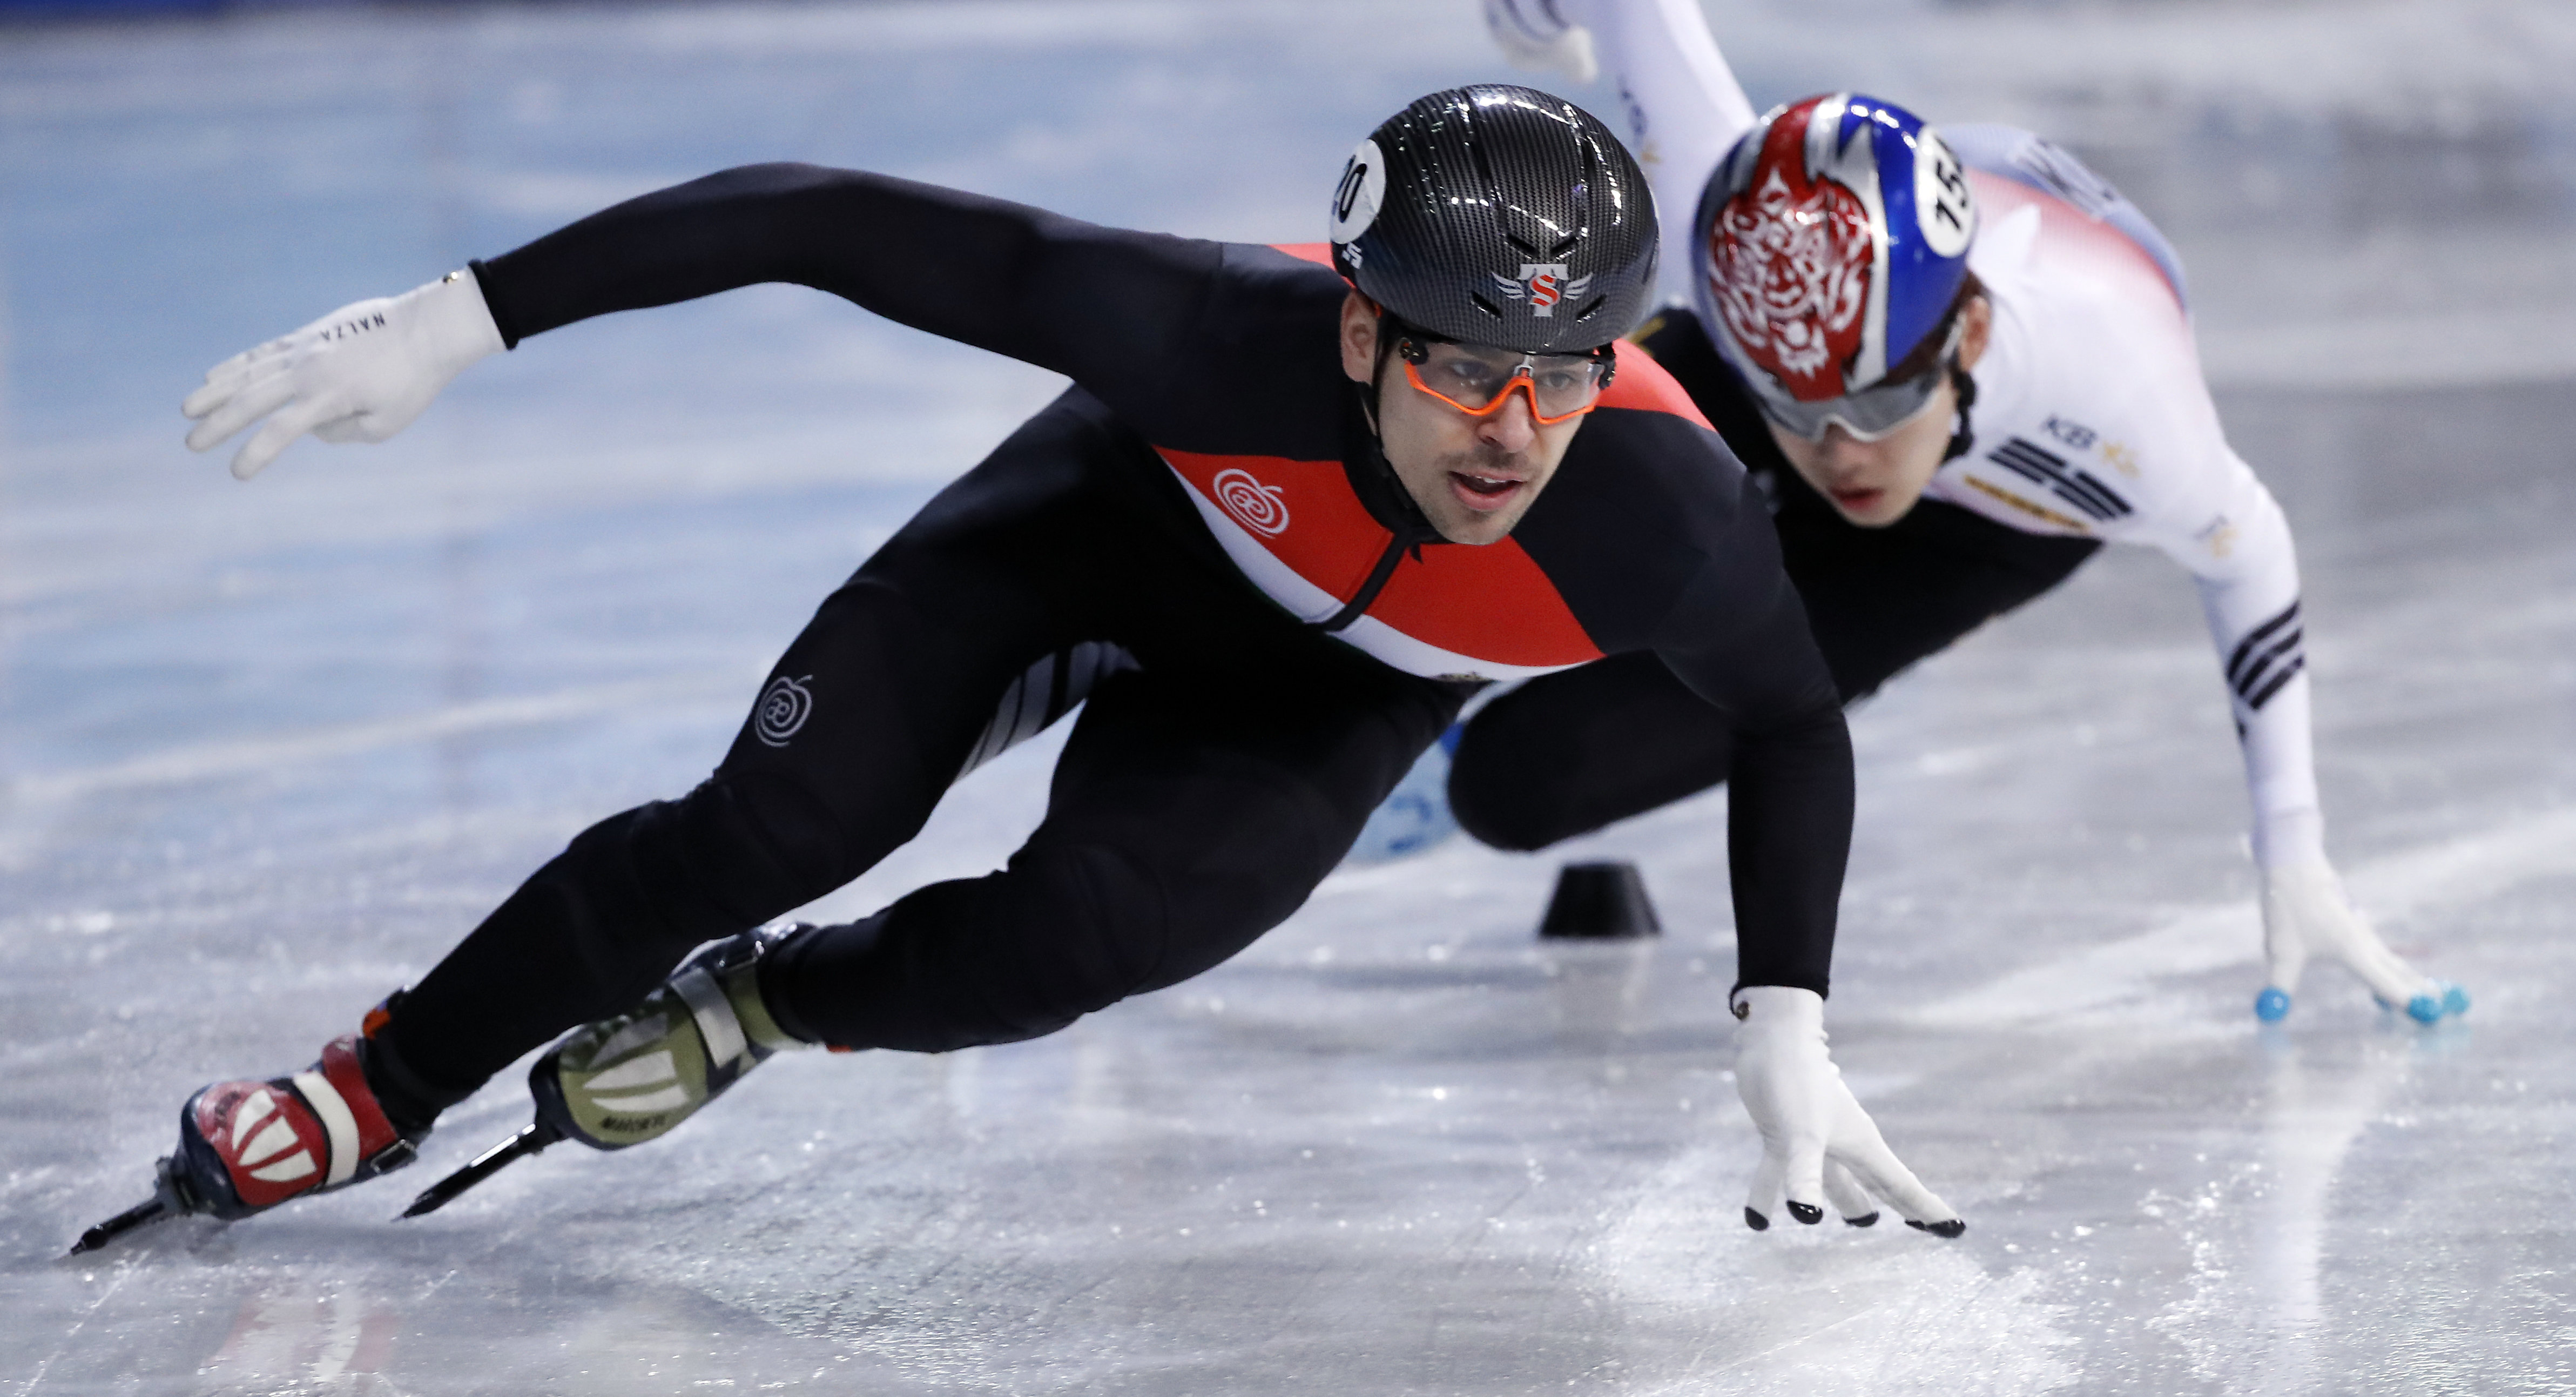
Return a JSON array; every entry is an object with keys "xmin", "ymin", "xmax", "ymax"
[
  {"xmin": 1765, "ymin": 295, "xmax": 1992, "ymax": 528},
  {"xmin": 1338, "ymin": 292, "xmax": 1587, "ymax": 546}
]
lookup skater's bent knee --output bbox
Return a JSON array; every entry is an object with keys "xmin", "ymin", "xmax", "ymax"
[
  {"xmin": 773, "ymin": 838, "xmax": 1282, "ymax": 1053},
  {"xmin": 999, "ymin": 841, "xmax": 1183, "ymax": 1016},
  {"xmin": 1448, "ymin": 761, "xmax": 1579, "ymax": 852}
]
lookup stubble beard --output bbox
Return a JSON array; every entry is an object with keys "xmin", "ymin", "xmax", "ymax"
[{"xmin": 1425, "ymin": 441, "xmax": 1544, "ymax": 543}]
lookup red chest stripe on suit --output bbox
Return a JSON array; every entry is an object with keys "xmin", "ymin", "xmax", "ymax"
[
  {"xmin": 1364, "ymin": 526, "xmax": 1603, "ymax": 668},
  {"xmin": 1165, "ymin": 452, "xmax": 1388, "ymax": 601},
  {"xmin": 1158, "ymin": 448, "xmax": 1603, "ymax": 674},
  {"xmin": 1163, "ymin": 244, "xmax": 1708, "ymax": 679}
]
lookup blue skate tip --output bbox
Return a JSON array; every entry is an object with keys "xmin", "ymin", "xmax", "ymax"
[
  {"xmin": 2440, "ymin": 983, "xmax": 2471, "ymax": 1017},
  {"xmin": 2254, "ymin": 987, "xmax": 2291, "ymax": 1022},
  {"xmin": 2405, "ymin": 992, "xmax": 2443, "ymax": 1024}
]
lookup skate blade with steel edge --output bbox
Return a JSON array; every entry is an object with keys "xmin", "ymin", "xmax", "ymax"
[
  {"xmin": 400, "ymin": 1010, "xmax": 700, "ymax": 1218},
  {"xmin": 401, "ymin": 1040, "xmax": 582, "ymax": 1219},
  {"xmin": 400, "ymin": 1118, "xmax": 561, "ymax": 1219},
  {"xmin": 68, "ymin": 1157, "xmax": 203, "ymax": 1257}
]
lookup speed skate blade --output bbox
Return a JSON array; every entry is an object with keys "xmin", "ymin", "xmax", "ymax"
[
  {"xmin": 68, "ymin": 1159, "xmax": 190, "ymax": 1257},
  {"xmin": 68, "ymin": 1194, "xmax": 173, "ymax": 1257},
  {"xmin": 400, "ymin": 1120, "xmax": 556, "ymax": 1219}
]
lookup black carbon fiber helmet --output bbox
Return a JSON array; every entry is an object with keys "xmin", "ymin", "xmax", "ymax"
[
  {"xmin": 1319, "ymin": 87, "xmax": 1658, "ymax": 355},
  {"xmin": 1330, "ymin": 85, "xmax": 1657, "ymax": 355}
]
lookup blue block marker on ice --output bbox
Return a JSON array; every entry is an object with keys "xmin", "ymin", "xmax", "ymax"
[{"xmin": 1346, "ymin": 726, "xmax": 1464, "ymax": 865}]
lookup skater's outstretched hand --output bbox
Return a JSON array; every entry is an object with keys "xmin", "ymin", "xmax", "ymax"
[
  {"xmin": 183, "ymin": 270, "xmax": 505, "ymax": 480},
  {"xmin": 2257, "ymin": 858, "xmax": 2466, "ymax": 1024},
  {"xmin": 1731, "ymin": 986, "xmax": 1963, "ymax": 1237},
  {"xmin": 1483, "ymin": 0, "xmax": 1597, "ymax": 85}
]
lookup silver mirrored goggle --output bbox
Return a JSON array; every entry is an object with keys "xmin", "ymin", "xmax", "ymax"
[{"xmin": 1734, "ymin": 318, "xmax": 1965, "ymax": 443}]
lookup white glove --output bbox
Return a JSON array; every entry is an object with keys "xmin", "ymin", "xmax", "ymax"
[
  {"xmin": 1483, "ymin": 0, "xmax": 1598, "ymax": 86},
  {"xmin": 183, "ymin": 268, "xmax": 506, "ymax": 480},
  {"xmin": 1732, "ymin": 985, "xmax": 1962, "ymax": 1235},
  {"xmin": 2258, "ymin": 858, "xmax": 2465, "ymax": 1024}
]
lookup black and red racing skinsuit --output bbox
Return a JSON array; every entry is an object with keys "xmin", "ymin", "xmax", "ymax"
[{"xmin": 365, "ymin": 164, "xmax": 1855, "ymax": 1110}]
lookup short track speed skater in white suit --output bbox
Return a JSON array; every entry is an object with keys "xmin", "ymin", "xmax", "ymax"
[{"xmin": 1456, "ymin": 0, "xmax": 2464, "ymax": 1027}]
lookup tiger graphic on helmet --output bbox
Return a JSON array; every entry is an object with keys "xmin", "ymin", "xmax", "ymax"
[{"xmin": 1696, "ymin": 93, "xmax": 1977, "ymax": 406}]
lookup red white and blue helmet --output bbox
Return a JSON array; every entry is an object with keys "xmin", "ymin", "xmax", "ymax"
[{"xmin": 1692, "ymin": 94, "xmax": 1978, "ymax": 435}]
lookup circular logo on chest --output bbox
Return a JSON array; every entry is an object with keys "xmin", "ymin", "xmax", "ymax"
[{"xmin": 1212, "ymin": 468, "xmax": 1291, "ymax": 537}]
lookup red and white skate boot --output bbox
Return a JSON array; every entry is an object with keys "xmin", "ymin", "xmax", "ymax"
[
  {"xmin": 170, "ymin": 1032, "xmax": 423, "ymax": 1221},
  {"xmin": 72, "ymin": 1005, "xmax": 436, "ymax": 1253}
]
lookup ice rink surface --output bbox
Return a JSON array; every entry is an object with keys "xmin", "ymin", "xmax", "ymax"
[{"xmin": 4, "ymin": 1, "xmax": 2573, "ymax": 1391}]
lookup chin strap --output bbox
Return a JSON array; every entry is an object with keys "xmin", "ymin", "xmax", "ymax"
[
  {"xmin": 1940, "ymin": 361, "xmax": 1978, "ymax": 464},
  {"xmin": 1353, "ymin": 311, "xmax": 1433, "ymax": 531},
  {"xmin": 1347, "ymin": 385, "xmax": 1437, "ymax": 534},
  {"xmin": 1357, "ymin": 303, "xmax": 1400, "ymax": 440},
  {"xmin": 1323, "ymin": 318, "xmax": 1445, "ymax": 634},
  {"xmin": 1318, "ymin": 385, "xmax": 1440, "ymax": 634}
]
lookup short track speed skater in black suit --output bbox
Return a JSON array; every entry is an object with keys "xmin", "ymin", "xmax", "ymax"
[{"xmin": 71, "ymin": 85, "xmax": 1964, "ymax": 1259}]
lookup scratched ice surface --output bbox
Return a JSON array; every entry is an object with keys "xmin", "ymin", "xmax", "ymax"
[{"xmin": 4, "ymin": 2, "xmax": 2573, "ymax": 1393}]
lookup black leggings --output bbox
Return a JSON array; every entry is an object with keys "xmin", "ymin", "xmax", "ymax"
[
  {"xmin": 1451, "ymin": 479, "xmax": 2100, "ymax": 852},
  {"xmin": 377, "ymin": 391, "xmax": 1466, "ymax": 1103}
]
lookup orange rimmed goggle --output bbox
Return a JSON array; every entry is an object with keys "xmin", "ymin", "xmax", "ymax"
[{"xmin": 1396, "ymin": 335, "xmax": 1614, "ymax": 426}]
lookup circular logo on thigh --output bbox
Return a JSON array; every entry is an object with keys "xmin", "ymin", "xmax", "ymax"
[
  {"xmin": 1212, "ymin": 468, "xmax": 1290, "ymax": 536},
  {"xmin": 1329, "ymin": 138, "xmax": 1386, "ymax": 245},
  {"xmin": 755, "ymin": 675, "xmax": 814, "ymax": 748}
]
